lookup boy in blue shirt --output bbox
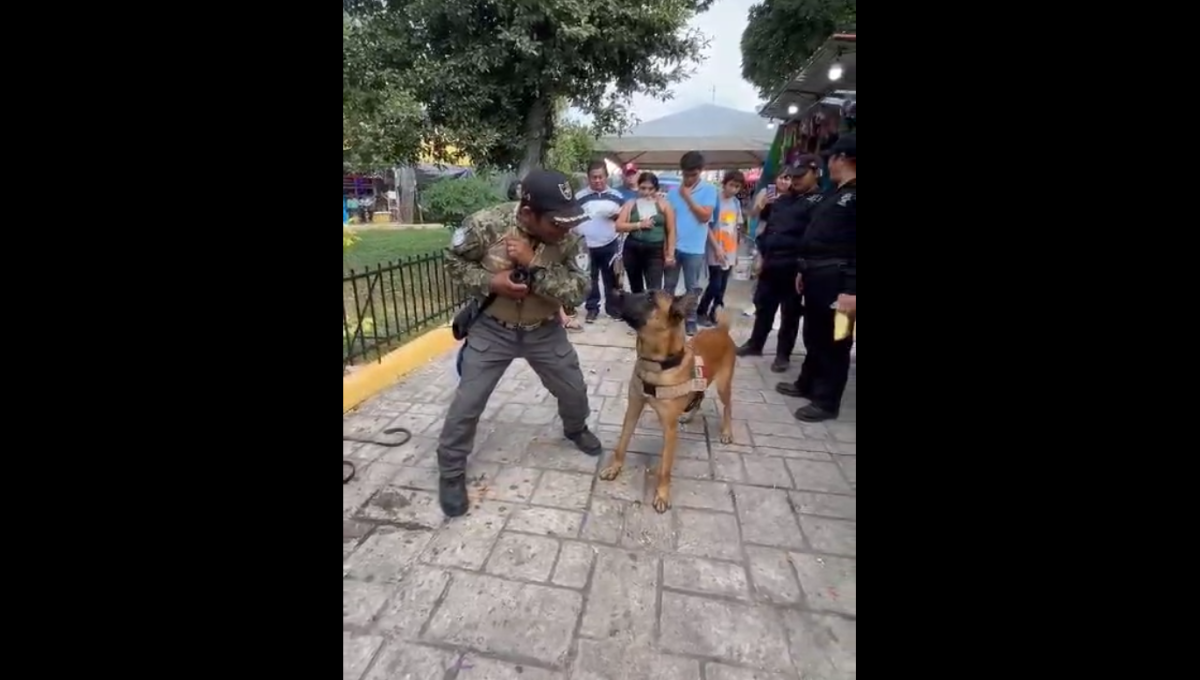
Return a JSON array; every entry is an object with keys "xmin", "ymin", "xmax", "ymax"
[{"xmin": 664, "ymin": 151, "xmax": 719, "ymax": 334}]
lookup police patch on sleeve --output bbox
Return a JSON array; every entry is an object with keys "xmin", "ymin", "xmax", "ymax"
[
  {"xmin": 450, "ymin": 226, "xmax": 468, "ymax": 248},
  {"xmin": 574, "ymin": 251, "xmax": 590, "ymax": 272}
]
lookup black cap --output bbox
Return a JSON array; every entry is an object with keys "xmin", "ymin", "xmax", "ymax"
[
  {"xmin": 791, "ymin": 154, "xmax": 821, "ymax": 173},
  {"xmin": 820, "ymin": 133, "xmax": 856, "ymax": 160},
  {"xmin": 520, "ymin": 169, "xmax": 587, "ymax": 228}
]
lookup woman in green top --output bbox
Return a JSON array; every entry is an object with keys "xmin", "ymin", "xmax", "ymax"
[{"xmin": 616, "ymin": 172, "xmax": 676, "ymax": 293}]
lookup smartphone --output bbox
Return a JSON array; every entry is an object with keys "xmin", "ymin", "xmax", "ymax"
[{"xmin": 766, "ymin": 185, "xmax": 777, "ymax": 199}]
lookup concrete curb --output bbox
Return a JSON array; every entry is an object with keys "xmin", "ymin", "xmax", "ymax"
[{"xmin": 342, "ymin": 326, "xmax": 458, "ymax": 413}]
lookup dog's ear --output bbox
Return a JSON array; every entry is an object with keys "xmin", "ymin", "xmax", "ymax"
[{"xmin": 669, "ymin": 292, "xmax": 699, "ymax": 322}]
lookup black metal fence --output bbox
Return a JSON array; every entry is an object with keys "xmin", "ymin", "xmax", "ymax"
[{"xmin": 343, "ymin": 252, "xmax": 466, "ymax": 369}]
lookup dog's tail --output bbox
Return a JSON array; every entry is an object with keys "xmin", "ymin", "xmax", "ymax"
[{"xmin": 713, "ymin": 306, "xmax": 732, "ymax": 332}]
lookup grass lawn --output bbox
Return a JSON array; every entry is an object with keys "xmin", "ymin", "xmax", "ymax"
[
  {"xmin": 343, "ymin": 228, "xmax": 451, "ymax": 273},
  {"xmin": 342, "ymin": 227, "xmax": 459, "ymax": 368}
]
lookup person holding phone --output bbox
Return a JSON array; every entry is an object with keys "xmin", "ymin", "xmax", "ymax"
[
  {"xmin": 616, "ymin": 172, "xmax": 675, "ymax": 293},
  {"xmin": 575, "ymin": 161, "xmax": 626, "ymax": 323}
]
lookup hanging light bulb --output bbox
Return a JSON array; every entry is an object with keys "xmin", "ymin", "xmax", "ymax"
[
  {"xmin": 766, "ymin": 121, "xmax": 776, "ymax": 129},
  {"xmin": 787, "ymin": 104, "xmax": 799, "ymax": 115},
  {"xmin": 828, "ymin": 62, "xmax": 844, "ymax": 81}
]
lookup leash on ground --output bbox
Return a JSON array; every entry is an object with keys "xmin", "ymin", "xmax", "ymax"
[{"xmin": 342, "ymin": 427, "xmax": 414, "ymax": 484}]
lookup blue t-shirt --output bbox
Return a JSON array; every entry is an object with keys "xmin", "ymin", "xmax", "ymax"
[
  {"xmin": 618, "ymin": 187, "xmax": 638, "ymax": 202},
  {"xmin": 667, "ymin": 181, "xmax": 719, "ymax": 255}
]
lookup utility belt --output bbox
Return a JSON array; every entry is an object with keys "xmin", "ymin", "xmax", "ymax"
[
  {"xmin": 797, "ymin": 257, "xmax": 848, "ymax": 273},
  {"xmin": 485, "ymin": 311, "xmax": 556, "ymax": 331}
]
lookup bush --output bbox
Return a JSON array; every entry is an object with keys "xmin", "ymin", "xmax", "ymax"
[{"xmin": 421, "ymin": 176, "xmax": 504, "ymax": 227}]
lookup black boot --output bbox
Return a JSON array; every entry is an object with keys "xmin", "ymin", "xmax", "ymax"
[
  {"xmin": 439, "ymin": 475, "xmax": 469, "ymax": 517},
  {"xmin": 565, "ymin": 427, "xmax": 603, "ymax": 456},
  {"xmin": 770, "ymin": 357, "xmax": 790, "ymax": 373},
  {"xmin": 793, "ymin": 403, "xmax": 836, "ymax": 422},
  {"xmin": 775, "ymin": 381, "xmax": 813, "ymax": 398},
  {"xmin": 735, "ymin": 342, "xmax": 763, "ymax": 357}
]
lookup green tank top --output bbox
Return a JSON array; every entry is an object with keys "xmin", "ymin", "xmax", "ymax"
[{"xmin": 629, "ymin": 202, "xmax": 667, "ymax": 244}]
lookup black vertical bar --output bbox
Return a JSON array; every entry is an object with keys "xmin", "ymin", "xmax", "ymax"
[
  {"xmin": 414, "ymin": 255, "xmax": 428, "ymax": 325},
  {"xmin": 388, "ymin": 262, "xmax": 400, "ymax": 341},
  {"xmin": 349, "ymin": 270, "xmax": 369, "ymax": 362},
  {"xmin": 396, "ymin": 258, "xmax": 411, "ymax": 337},
  {"xmin": 376, "ymin": 262, "xmax": 392, "ymax": 346},
  {"xmin": 342, "ymin": 294, "xmax": 353, "ymax": 368},
  {"xmin": 366, "ymin": 267, "xmax": 382, "ymax": 361},
  {"xmin": 426, "ymin": 253, "xmax": 440, "ymax": 320}
]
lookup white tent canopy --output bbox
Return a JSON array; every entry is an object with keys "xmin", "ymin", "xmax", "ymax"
[{"xmin": 596, "ymin": 104, "xmax": 774, "ymax": 169}]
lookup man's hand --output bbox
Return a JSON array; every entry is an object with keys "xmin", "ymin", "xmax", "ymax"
[
  {"xmin": 679, "ymin": 182, "xmax": 692, "ymax": 199},
  {"xmin": 836, "ymin": 293, "xmax": 856, "ymax": 317},
  {"xmin": 714, "ymin": 245, "xmax": 727, "ymax": 262},
  {"xmin": 504, "ymin": 236, "xmax": 535, "ymax": 267},
  {"xmin": 490, "ymin": 270, "xmax": 529, "ymax": 300},
  {"xmin": 794, "ymin": 273, "xmax": 803, "ymax": 295},
  {"xmin": 665, "ymin": 252, "xmax": 676, "ymax": 267}
]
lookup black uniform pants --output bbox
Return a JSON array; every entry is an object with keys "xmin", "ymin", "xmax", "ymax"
[
  {"xmin": 795, "ymin": 264, "xmax": 854, "ymax": 414},
  {"xmin": 585, "ymin": 239, "xmax": 621, "ymax": 315},
  {"xmin": 747, "ymin": 263, "xmax": 804, "ymax": 359},
  {"xmin": 622, "ymin": 238, "xmax": 665, "ymax": 293}
]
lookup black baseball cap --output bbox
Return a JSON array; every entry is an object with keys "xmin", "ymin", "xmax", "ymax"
[
  {"xmin": 791, "ymin": 154, "xmax": 821, "ymax": 173},
  {"xmin": 820, "ymin": 133, "xmax": 856, "ymax": 160},
  {"xmin": 520, "ymin": 169, "xmax": 587, "ymax": 228}
]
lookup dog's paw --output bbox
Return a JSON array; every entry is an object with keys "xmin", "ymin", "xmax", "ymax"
[
  {"xmin": 652, "ymin": 489, "xmax": 671, "ymax": 513},
  {"xmin": 719, "ymin": 430, "xmax": 734, "ymax": 444},
  {"xmin": 598, "ymin": 464, "xmax": 623, "ymax": 481}
]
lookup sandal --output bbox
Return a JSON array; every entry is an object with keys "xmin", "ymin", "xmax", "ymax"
[{"xmin": 563, "ymin": 318, "xmax": 584, "ymax": 332}]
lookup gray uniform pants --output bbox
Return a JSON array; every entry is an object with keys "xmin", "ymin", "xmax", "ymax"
[{"xmin": 437, "ymin": 314, "xmax": 591, "ymax": 479}]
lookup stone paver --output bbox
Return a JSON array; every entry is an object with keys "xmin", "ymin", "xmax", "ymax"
[{"xmin": 344, "ymin": 278, "xmax": 856, "ymax": 679}]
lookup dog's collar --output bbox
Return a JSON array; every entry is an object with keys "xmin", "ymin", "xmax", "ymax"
[{"xmin": 639, "ymin": 349, "xmax": 686, "ymax": 370}]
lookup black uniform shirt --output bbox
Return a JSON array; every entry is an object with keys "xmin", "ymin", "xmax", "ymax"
[
  {"xmin": 756, "ymin": 190, "xmax": 824, "ymax": 260},
  {"xmin": 798, "ymin": 179, "xmax": 856, "ymax": 294}
]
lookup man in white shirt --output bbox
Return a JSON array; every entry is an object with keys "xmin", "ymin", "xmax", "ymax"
[{"xmin": 575, "ymin": 161, "xmax": 626, "ymax": 322}]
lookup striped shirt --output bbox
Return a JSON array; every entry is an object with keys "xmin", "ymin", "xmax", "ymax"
[{"xmin": 574, "ymin": 187, "xmax": 625, "ymax": 248}]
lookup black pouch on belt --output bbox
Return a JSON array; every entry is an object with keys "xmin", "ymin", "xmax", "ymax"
[{"xmin": 451, "ymin": 294, "xmax": 496, "ymax": 340}]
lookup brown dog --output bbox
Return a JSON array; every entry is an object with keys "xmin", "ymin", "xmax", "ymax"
[{"xmin": 599, "ymin": 291, "xmax": 737, "ymax": 512}]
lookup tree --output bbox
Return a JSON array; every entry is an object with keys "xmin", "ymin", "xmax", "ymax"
[
  {"xmin": 345, "ymin": 0, "xmax": 713, "ymax": 175},
  {"xmin": 740, "ymin": 0, "xmax": 856, "ymax": 100},
  {"xmin": 546, "ymin": 118, "xmax": 598, "ymax": 178},
  {"xmin": 343, "ymin": 11, "xmax": 426, "ymax": 172}
]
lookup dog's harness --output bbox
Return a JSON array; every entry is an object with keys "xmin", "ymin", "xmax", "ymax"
[{"xmin": 638, "ymin": 349, "xmax": 709, "ymax": 414}]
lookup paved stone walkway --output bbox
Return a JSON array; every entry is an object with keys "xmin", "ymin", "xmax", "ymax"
[{"xmin": 343, "ymin": 280, "xmax": 856, "ymax": 680}]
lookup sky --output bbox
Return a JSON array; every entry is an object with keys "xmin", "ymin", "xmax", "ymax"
[{"xmin": 571, "ymin": 0, "xmax": 763, "ymax": 128}]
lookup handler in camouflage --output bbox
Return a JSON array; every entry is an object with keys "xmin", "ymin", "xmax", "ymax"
[{"xmin": 436, "ymin": 169, "xmax": 601, "ymax": 517}]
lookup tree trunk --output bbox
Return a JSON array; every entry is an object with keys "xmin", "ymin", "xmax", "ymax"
[{"xmin": 517, "ymin": 95, "xmax": 553, "ymax": 178}]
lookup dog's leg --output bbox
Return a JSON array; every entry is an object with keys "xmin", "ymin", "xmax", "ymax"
[
  {"xmin": 600, "ymin": 388, "xmax": 645, "ymax": 481},
  {"xmin": 678, "ymin": 399, "xmax": 700, "ymax": 424},
  {"xmin": 716, "ymin": 372, "xmax": 734, "ymax": 444},
  {"xmin": 651, "ymin": 403, "xmax": 681, "ymax": 513}
]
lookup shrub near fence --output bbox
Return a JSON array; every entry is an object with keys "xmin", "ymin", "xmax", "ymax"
[{"xmin": 342, "ymin": 251, "xmax": 467, "ymax": 370}]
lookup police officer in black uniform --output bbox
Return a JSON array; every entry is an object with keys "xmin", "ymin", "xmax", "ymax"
[
  {"xmin": 737, "ymin": 155, "xmax": 825, "ymax": 373},
  {"xmin": 775, "ymin": 134, "xmax": 856, "ymax": 422}
]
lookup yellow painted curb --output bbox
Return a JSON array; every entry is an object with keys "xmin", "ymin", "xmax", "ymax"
[{"xmin": 343, "ymin": 326, "xmax": 459, "ymax": 413}]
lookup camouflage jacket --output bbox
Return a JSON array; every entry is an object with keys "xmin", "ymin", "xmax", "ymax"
[{"xmin": 444, "ymin": 202, "xmax": 591, "ymax": 318}]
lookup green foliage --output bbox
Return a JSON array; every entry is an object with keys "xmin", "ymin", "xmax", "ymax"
[
  {"xmin": 420, "ymin": 176, "xmax": 505, "ymax": 227},
  {"xmin": 343, "ymin": 223, "xmax": 359, "ymax": 252},
  {"xmin": 344, "ymin": 0, "xmax": 713, "ymax": 173},
  {"xmin": 343, "ymin": 9, "xmax": 476, "ymax": 171},
  {"xmin": 547, "ymin": 120, "xmax": 598, "ymax": 177},
  {"xmin": 740, "ymin": 0, "xmax": 856, "ymax": 100}
]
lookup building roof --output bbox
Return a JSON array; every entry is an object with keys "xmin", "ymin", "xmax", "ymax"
[{"xmin": 759, "ymin": 33, "xmax": 857, "ymax": 121}]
